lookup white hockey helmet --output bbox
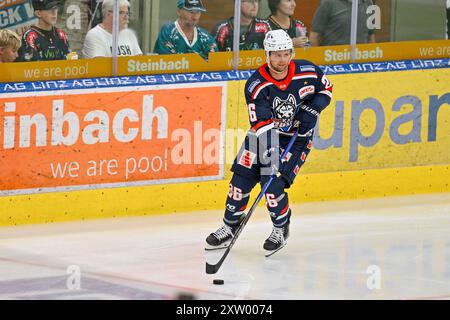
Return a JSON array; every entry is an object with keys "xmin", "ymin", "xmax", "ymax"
[
  {"xmin": 263, "ymin": 30, "xmax": 294, "ymax": 73},
  {"xmin": 263, "ymin": 29, "xmax": 293, "ymax": 53}
]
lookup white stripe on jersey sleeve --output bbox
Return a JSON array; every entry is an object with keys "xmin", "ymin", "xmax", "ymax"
[
  {"xmin": 292, "ymin": 75, "xmax": 318, "ymax": 81},
  {"xmin": 252, "ymin": 82, "xmax": 273, "ymax": 99},
  {"xmin": 319, "ymin": 90, "xmax": 333, "ymax": 98}
]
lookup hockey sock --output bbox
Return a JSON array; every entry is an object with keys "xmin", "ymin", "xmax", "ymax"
[
  {"xmin": 223, "ymin": 173, "xmax": 258, "ymax": 226},
  {"xmin": 261, "ymin": 176, "xmax": 291, "ymax": 227}
]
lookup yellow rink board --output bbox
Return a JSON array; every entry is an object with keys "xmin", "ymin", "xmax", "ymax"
[
  {"xmin": 1, "ymin": 68, "xmax": 449, "ymax": 226},
  {"xmin": 1, "ymin": 164, "xmax": 448, "ymax": 226},
  {"xmin": 0, "ymin": 40, "xmax": 449, "ymax": 82}
]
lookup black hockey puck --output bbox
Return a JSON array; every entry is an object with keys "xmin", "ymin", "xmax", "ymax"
[{"xmin": 213, "ymin": 279, "xmax": 224, "ymax": 285}]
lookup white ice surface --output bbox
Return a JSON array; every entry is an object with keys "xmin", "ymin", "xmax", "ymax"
[{"xmin": 0, "ymin": 193, "xmax": 449, "ymax": 300}]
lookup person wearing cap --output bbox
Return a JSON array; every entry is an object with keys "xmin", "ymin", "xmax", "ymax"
[
  {"xmin": 16, "ymin": 0, "xmax": 72, "ymax": 62},
  {"xmin": 82, "ymin": 0, "xmax": 142, "ymax": 58},
  {"xmin": 154, "ymin": 0, "xmax": 217, "ymax": 60}
]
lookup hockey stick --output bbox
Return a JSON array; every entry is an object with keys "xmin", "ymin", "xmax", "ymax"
[{"xmin": 206, "ymin": 129, "xmax": 300, "ymax": 274}]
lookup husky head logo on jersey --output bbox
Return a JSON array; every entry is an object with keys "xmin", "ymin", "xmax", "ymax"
[{"xmin": 273, "ymin": 94, "xmax": 297, "ymax": 132}]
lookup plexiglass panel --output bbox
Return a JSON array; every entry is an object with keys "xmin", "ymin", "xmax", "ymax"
[
  {"xmin": 131, "ymin": 0, "xmax": 235, "ymax": 59},
  {"xmin": 307, "ymin": 0, "xmax": 448, "ymax": 46},
  {"xmin": 0, "ymin": 0, "xmax": 91, "ymax": 62},
  {"xmin": 2, "ymin": 0, "xmax": 449, "ymax": 82},
  {"xmin": 386, "ymin": 0, "xmax": 447, "ymax": 42},
  {"xmin": 308, "ymin": 0, "xmax": 376, "ymax": 46}
]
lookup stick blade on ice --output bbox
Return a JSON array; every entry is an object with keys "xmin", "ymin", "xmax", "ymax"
[{"xmin": 205, "ymin": 262, "xmax": 218, "ymax": 274}]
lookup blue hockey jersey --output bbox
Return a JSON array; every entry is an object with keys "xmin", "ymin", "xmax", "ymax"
[{"xmin": 244, "ymin": 60, "xmax": 333, "ymax": 137}]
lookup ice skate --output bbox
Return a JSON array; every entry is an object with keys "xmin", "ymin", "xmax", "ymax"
[
  {"xmin": 205, "ymin": 215, "xmax": 246, "ymax": 250},
  {"xmin": 264, "ymin": 222, "xmax": 289, "ymax": 257}
]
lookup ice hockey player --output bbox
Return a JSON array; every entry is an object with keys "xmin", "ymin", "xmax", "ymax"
[{"xmin": 205, "ymin": 29, "xmax": 333, "ymax": 256}]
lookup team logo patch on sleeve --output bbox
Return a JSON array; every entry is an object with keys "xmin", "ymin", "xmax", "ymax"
[
  {"xmin": 248, "ymin": 79, "xmax": 261, "ymax": 93},
  {"xmin": 298, "ymin": 85, "xmax": 315, "ymax": 99},
  {"xmin": 26, "ymin": 31, "xmax": 38, "ymax": 50},
  {"xmin": 300, "ymin": 65, "xmax": 316, "ymax": 72},
  {"xmin": 239, "ymin": 150, "xmax": 257, "ymax": 169}
]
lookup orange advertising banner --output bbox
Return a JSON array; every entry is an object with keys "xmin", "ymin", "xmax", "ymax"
[{"xmin": 0, "ymin": 83, "xmax": 226, "ymax": 194}]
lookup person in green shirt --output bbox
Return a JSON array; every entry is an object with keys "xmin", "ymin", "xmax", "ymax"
[
  {"xmin": 154, "ymin": 0, "xmax": 217, "ymax": 60},
  {"xmin": 310, "ymin": 0, "xmax": 376, "ymax": 46}
]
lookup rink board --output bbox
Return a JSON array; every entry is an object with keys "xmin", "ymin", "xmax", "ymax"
[
  {"xmin": 0, "ymin": 83, "xmax": 226, "ymax": 194},
  {"xmin": 0, "ymin": 62, "xmax": 449, "ymax": 226},
  {"xmin": 1, "ymin": 39, "xmax": 450, "ymax": 82}
]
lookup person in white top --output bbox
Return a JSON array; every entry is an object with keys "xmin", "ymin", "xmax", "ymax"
[{"xmin": 82, "ymin": 0, "xmax": 142, "ymax": 58}]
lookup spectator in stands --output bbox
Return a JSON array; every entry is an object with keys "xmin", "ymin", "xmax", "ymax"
[
  {"xmin": 154, "ymin": 0, "xmax": 217, "ymax": 60},
  {"xmin": 310, "ymin": 0, "xmax": 376, "ymax": 46},
  {"xmin": 16, "ymin": 0, "xmax": 72, "ymax": 62},
  {"xmin": 0, "ymin": 29, "xmax": 21, "ymax": 63},
  {"xmin": 266, "ymin": 0, "xmax": 310, "ymax": 48},
  {"xmin": 82, "ymin": 0, "xmax": 142, "ymax": 58},
  {"xmin": 214, "ymin": 0, "xmax": 270, "ymax": 51}
]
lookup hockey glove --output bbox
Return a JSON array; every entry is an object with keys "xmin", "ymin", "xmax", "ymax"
[{"xmin": 295, "ymin": 104, "xmax": 320, "ymax": 135}]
